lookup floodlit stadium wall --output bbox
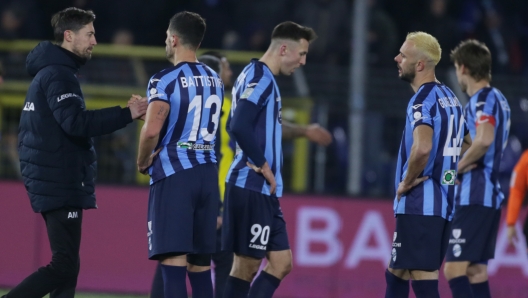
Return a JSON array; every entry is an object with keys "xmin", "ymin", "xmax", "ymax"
[{"xmin": 1, "ymin": 181, "xmax": 527, "ymax": 297}]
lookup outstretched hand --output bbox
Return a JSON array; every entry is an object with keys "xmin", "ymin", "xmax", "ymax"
[
  {"xmin": 128, "ymin": 94, "xmax": 147, "ymax": 120},
  {"xmin": 138, "ymin": 148, "xmax": 162, "ymax": 174},
  {"xmin": 246, "ymin": 161, "xmax": 276, "ymax": 194},
  {"xmin": 305, "ymin": 124, "xmax": 332, "ymax": 146},
  {"xmin": 396, "ymin": 176, "xmax": 429, "ymax": 200}
]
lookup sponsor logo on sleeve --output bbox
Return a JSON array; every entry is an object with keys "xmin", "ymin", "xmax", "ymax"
[
  {"xmin": 57, "ymin": 93, "xmax": 80, "ymax": 102},
  {"xmin": 241, "ymin": 88, "xmax": 254, "ymax": 99},
  {"xmin": 23, "ymin": 102, "xmax": 35, "ymax": 111}
]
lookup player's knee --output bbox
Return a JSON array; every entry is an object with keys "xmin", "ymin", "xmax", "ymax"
[
  {"xmin": 187, "ymin": 253, "xmax": 211, "ymax": 267},
  {"xmin": 281, "ymin": 258, "xmax": 293, "ymax": 276},
  {"xmin": 443, "ymin": 262, "xmax": 465, "ymax": 280},
  {"xmin": 50, "ymin": 257, "xmax": 80, "ymax": 279},
  {"xmin": 267, "ymin": 255, "xmax": 293, "ymax": 278},
  {"xmin": 467, "ymin": 264, "xmax": 488, "ymax": 282}
]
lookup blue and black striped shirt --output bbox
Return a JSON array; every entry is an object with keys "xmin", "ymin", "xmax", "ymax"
[
  {"xmin": 394, "ymin": 82, "xmax": 467, "ymax": 220},
  {"xmin": 456, "ymin": 87, "xmax": 511, "ymax": 209},
  {"xmin": 147, "ymin": 61, "xmax": 224, "ymax": 184},
  {"xmin": 226, "ymin": 59, "xmax": 283, "ymax": 197}
]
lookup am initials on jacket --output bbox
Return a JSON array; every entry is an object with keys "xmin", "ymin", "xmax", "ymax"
[{"xmin": 68, "ymin": 212, "xmax": 78, "ymax": 219}]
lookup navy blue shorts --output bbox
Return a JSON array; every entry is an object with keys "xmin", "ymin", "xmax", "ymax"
[
  {"xmin": 390, "ymin": 214, "xmax": 451, "ymax": 271},
  {"xmin": 445, "ymin": 205, "xmax": 501, "ymax": 262},
  {"xmin": 221, "ymin": 184, "xmax": 290, "ymax": 259},
  {"xmin": 147, "ymin": 164, "xmax": 219, "ymax": 260}
]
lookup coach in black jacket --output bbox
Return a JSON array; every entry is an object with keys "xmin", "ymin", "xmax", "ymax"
[{"xmin": 4, "ymin": 8, "xmax": 147, "ymax": 298}]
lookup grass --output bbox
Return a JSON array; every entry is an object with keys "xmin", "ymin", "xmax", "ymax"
[{"xmin": 0, "ymin": 289, "xmax": 148, "ymax": 298}]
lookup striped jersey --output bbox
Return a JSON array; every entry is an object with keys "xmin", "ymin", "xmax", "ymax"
[
  {"xmin": 394, "ymin": 82, "xmax": 467, "ymax": 220},
  {"xmin": 147, "ymin": 61, "xmax": 224, "ymax": 184},
  {"xmin": 455, "ymin": 87, "xmax": 511, "ymax": 209},
  {"xmin": 226, "ymin": 59, "xmax": 283, "ymax": 197}
]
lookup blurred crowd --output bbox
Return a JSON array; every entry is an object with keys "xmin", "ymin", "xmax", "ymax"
[{"xmin": 0, "ymin": 0, "xmax": 527, "ymax": 74}]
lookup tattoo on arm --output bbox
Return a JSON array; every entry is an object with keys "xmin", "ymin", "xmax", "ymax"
[{"xmin": 156, "ymin": 106, "xmax": 169, "ymax": 121}]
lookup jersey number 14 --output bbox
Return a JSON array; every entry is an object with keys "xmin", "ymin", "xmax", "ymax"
[{"xmin": 443, "ymin": 114, "xmax": 465, "ymax": 162}]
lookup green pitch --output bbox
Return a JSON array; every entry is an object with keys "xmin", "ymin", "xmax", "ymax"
[{"xmin": 0, "ymin": 289, "xmax": 147, "ymax": 298}]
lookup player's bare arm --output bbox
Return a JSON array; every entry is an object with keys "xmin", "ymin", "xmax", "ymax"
[
  {"xmin": 460, "ymin": 133, "xmax": 472, "ymax": 157},
  {"xmin": 282, "ymin": 121, "xmax": 332, "ymax": 146},
  {"xmin": 397, "ymin": 125, "xmax": 432, "ymax": 199},
  {"xmin": 458, "ymin": 122, "xmax": 494, "ymax": 174},
  {"xmin": 137, "ymin": 101, "xmax": 169, "ymax": 173}
]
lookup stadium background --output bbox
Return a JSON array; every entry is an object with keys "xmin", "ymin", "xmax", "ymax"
[{"xmin": 0, "ymin": 0, "xmax": 527, "ymax": 297}]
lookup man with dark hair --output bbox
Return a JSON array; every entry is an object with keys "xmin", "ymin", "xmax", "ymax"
[
  {"xmin": 148, "ymin": 53, "xmax": 226, "ymax": 298},
  {"xmin": 3, "ymin": 7, "xmax": 147, "ymax": 298},
  {"xmin": 136, "ymin": 11, "xmax": 221, "ymax": 298},
  {"xmin": 221, "ymin": 21, "xmax": 317, "ymax": 298},
  {"xmin": 444, "ymin": 39, "xmax": 511, "ymax": 298}
]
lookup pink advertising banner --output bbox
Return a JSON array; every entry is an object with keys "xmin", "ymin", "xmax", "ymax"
[{"xmin": 0, "ymin": 181, "xmax": 527, "ymax": 297}]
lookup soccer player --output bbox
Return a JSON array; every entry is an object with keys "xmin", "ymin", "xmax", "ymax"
[
  {"xmin": 221, "ymin": 22, "xmax": 317, "ymax": 298},
  {"xmin": 443, "ymin": 40, "xmax": 511, "ymax": 298},
  {"xmin": 385, "ymin": 32, "xmax": 470, "ymax": 298},
  {"xmin": 506, "ymin": 150, "xmax": 528, "ymax": 254},
  {"xmin": 5, "ymin": 7, "xmax": 147, "ymax": 298},
  {"xmin": 137, "ymin": 11, "xmax": 223, "ymax": 298}
]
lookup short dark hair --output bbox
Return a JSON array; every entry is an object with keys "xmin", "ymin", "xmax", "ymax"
[
  {"xmin": 450, "ymin": 39, "xmax": 492, "ymax": 81},
  {"xmin": 198, "ymin": 55, "xmax": 221, "ymax": 73},
  {"xmin": 271, "ymin": 21, "xmax": 317, "ymax": 43},
  {"xmin": 169, "ymin": 11, "xmax": 206, "ymax": 51},
  {"xmin": 51, "ymin": 7, "xmax": 96, "ymax": 43}
]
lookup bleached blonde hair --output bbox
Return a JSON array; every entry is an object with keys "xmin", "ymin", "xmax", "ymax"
[{"xmin": 406, "ymin": 31, "xmax": 441, "ymax": 66}]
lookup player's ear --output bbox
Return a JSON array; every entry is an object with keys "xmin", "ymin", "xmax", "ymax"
[
  {"xmin": 416, "ymin": 60, "xmax": 425, "ymax": 72},
  {"xmin": 279, "ymin": 44, "xmax": 288, "ymax": 56},
  {"xmin": 64, "ymin": 30, "xmax": 73, "ymax": 43},
  {"xmin": 172, "ymin": 35, "xmax": 179, "ymax": 48}
]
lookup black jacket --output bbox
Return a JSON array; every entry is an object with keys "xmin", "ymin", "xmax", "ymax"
[{"xmin": 19, "ymin": 41, "xmax": 133, "ymax": 213}]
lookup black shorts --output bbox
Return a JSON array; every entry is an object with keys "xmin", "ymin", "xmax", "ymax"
[
  {"xmin": 445, "ymin": 205, "xmax": 501, "ymax": 262},
  {"xmin": 221, "ymin": 184, "xmax": 290, "ymax": 259},
  {"xmin": 147, "ymin": 164, "xmax": 219, "ymax": 260},
  {"xmin": 390, "ymin": 214, "xmax": 451, "ymax": 271}
]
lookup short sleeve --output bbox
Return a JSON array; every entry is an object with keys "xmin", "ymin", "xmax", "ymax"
[
  {"xmin": 239, "ymin": 75, "xmax": 273, "ymax": 109},
  {"xmin": 147, "ymin": 76, "xmax": 169, "ymax": 104},
  {"xmin": 408, "ymin": 94, "xmax": 435, "ymax": 130},
  {"xmin": 475, "ymin": 92, "xmax": 497, "ymax": 127}
]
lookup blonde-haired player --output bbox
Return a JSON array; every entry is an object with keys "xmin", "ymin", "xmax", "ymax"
[{"xmin": 386, "ymin": 32, "xmax": 471, "ymax": 298}]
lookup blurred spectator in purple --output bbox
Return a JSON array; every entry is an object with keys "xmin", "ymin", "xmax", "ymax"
[
  {"xmin": 410, "ymin": 0, "xmax": 460, "ymax": 68},
  {"xmin": 368, "ymin": 0, "xmax": 399, "ymax": 67}
]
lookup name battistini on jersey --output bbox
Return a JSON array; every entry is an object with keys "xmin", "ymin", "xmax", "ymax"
[{"xmin": 180, "ymin": 75, "xmax": 223, "ymax": 88}]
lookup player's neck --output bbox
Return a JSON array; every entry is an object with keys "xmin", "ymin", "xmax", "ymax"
[
  {"xmin": 259, "ymin": 50, "xmax": 280, "ymax": 75},
  {"xmin": 411, "ymin": 72, "xmax": 437, "ymax": 93},
  {"xmin": 171, "ymin": 49, "xmax": 198, "ymax": 66},
  {"xmin": 466, "ymin": 79, "xmax": 490, "ymax": 97}
]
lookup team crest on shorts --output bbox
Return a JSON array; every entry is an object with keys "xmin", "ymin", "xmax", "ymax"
[
  {"xmin": 442, "ymin": 170, "xmax": 456, "ymax": 185},
  {"xmin": 453, "ymin": 244, "xmax": 462, "ymax": 257},
  {"xmin": 452, "ymin": 229, "xmax": 461, "ymax": 239}
]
